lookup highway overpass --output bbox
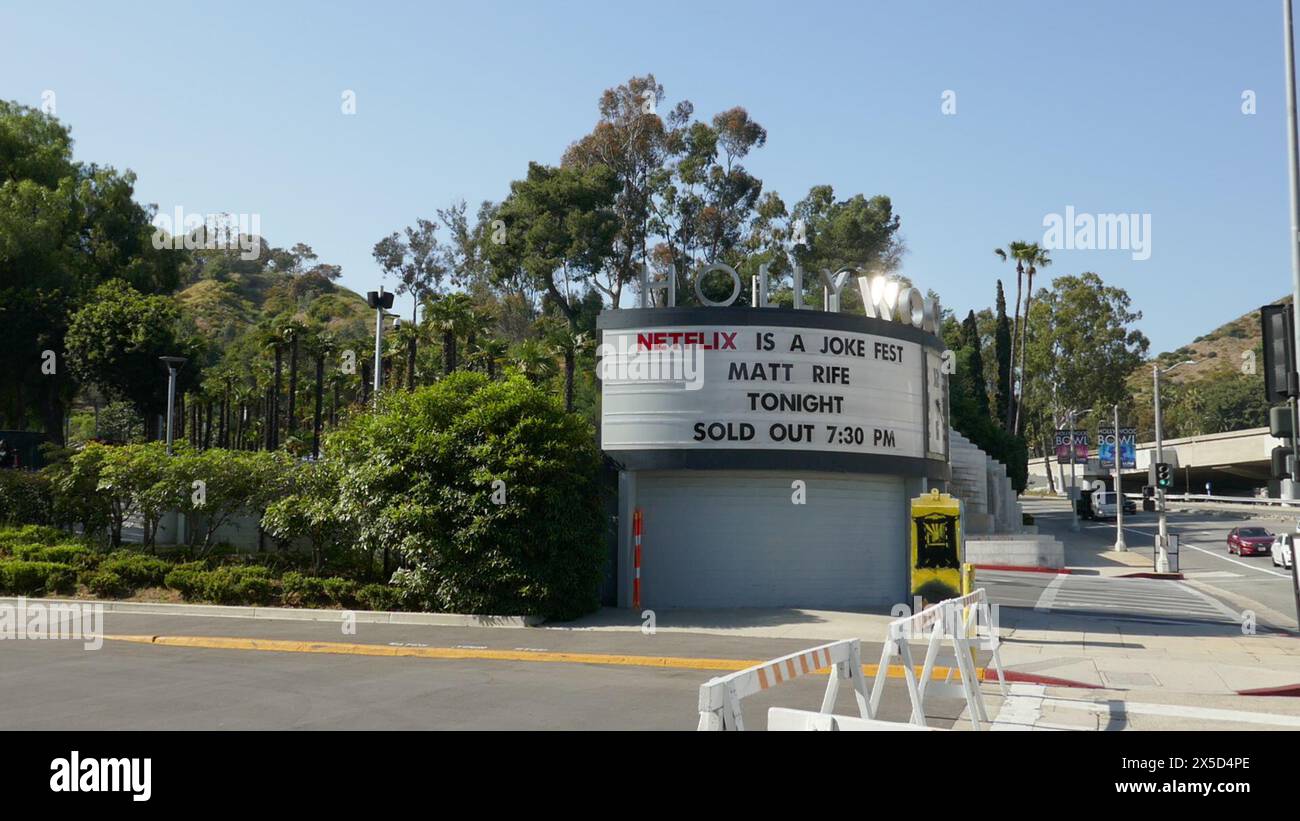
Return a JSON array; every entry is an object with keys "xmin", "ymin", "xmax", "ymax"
[{"xmin": 1027, "ymin": 426, "xmax": 1293, "ymax": 498}]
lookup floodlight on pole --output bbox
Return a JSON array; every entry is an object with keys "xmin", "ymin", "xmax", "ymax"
[{"xmin": 367, "ymin": 287, "xmax": 395, "ymax": 407}]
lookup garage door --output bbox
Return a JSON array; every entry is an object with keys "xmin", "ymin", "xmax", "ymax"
[{"xmin": 636, "ymin": 470, "xmax": 906, "ymax": 610}]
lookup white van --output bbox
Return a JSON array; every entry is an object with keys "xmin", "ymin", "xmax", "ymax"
[{"xmin": 1091, "ymin": 491, "xmax": 1136, "ymax": 519}]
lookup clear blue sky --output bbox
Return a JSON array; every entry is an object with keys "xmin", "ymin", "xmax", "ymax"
[{"xmin": 2, "ymin": 0, "xmax": 1293, "ymax": 353}]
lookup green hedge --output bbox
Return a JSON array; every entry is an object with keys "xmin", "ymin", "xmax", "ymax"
[
  {"xmin": 82, "ymin": 570, "xmax": 128, "ymax": 598},
  {"xmin": 13, "ymin": 543, "xmax": 91, "ymax": 564},
  {"xmin": 166, "ymin": 565, "xmax": 275, "ymax": 605},
  {"xmin": 98, "ymin": 553, "xmax": 172, "ymax": 588},
  {"xmin": 0, "ymin": 525, "xmax": 65, "ymax": 553},
  {"xmin": 0, "ymin": 559, "xmax": 75, "ymax": 595},
  {"xmin": 0, "ymin": 526, "xmax": 410, "ymax": 610}
]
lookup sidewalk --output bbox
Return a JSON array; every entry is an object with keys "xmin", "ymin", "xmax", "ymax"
[{"xmin": 555, "ymin": 498, "xmax": 1300, "ymax": 729}]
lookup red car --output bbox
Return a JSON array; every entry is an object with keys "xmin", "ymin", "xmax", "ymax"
[{"xmin": 1227, "ymin": 527, "xmax": 1274, "ymax": 556}]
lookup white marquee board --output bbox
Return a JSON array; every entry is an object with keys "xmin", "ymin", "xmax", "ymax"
[{"xmin": 600, "ymin": 324, "xmax": 943, "ymax": 460}]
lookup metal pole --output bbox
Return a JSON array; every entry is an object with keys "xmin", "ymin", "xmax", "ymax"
[
  {"xmin": 373, "ymin": 288, "xmax": 384, "ymax": 407},
  {"xmin": 1153, "ymin": 365, "xmax": 1170, "ymax": 572},
  {"xmin": 1113, "ymin": 403, "xmax": 1127, "ymax": 552},
  {"xmin": 165, "ymin": 366, "xmax": 177, "ymax": 456},
  {"xmin": 1285, "ymin": 0, "xmax": 1300, "ymax": 492},
  {"xmin": 1069, "ymin": 410, "xmax": 1080, "ymax": 532}
]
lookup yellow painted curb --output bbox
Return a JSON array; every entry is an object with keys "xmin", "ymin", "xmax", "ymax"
[{"xmin": 103, "ymin": 634, "xmax": 982, "ymax": 681}]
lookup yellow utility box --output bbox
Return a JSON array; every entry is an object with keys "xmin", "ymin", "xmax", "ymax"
[{"xmin": 909, "ymin": 488, "xmax": 964, "ymax": 606}]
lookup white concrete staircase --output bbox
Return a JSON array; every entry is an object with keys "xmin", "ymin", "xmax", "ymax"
[{"xmin": 948, "ymin": 430, "xmax": 1065, "ymax": 569}]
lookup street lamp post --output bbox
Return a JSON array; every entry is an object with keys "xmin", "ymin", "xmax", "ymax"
[
  {"xmin": 1284, "ymin": 0, "xmax": 1300, "ymax": 493},
  {"xmin": 1066, "ymin": 407, "xmax": 1094, "ymax": 533},
  {"xmin": 1113, "ymin": 403, "xmax": 1127, "ymax": 552},
  {"xmin": 159, "ymin": 356, "xmax": 186, "ymax": 456},
  {"xmin": 1153, "ymin": 360, "xmax": 1196, "ymax": 573}
]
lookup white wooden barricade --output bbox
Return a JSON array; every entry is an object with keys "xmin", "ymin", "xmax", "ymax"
[
  {"xmin": 766, "ymin": 707, "xmax": 942, "ymax": 731},
  {"xmin": 867, "ymin": 588, "xmax": 1007, "ymax": 731},
  {"xmin": 696, "ymin": 639, "xmax": 869, "ymax": 731}
]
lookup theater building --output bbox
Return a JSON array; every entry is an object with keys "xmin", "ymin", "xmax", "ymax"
[{"xmin": 598, "ymin": 265, "xmax": 950, "ymax": 610}]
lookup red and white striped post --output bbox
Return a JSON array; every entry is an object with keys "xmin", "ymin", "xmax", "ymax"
[{"xmin": 633, "ymin": 507, "xmax": 643, "ymax": 609}]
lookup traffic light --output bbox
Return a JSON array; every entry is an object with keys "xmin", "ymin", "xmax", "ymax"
[
  {"xmin": 1273, "ymin": 445, "xmax": 1294, "ymax": 480},
  {"xmin": 1271, "ymin": 405, "xmax": 1295, "ymax": 438},
  {"xmin": 1261, "ymin": 303, "xmax": 1297, "ymax": 403},
  {"xmin": 1155, "ymin": 462, "xmax": 1173, "ymax": 489}
]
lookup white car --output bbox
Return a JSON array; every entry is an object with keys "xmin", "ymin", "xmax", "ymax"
[
  {"xmin": 1273, "ymin": 534, "xmax": 1295, "ymax": 570},
  {"xmin": 1091, "ymin": 491, "xmax": 1136, "ymax": 519}
]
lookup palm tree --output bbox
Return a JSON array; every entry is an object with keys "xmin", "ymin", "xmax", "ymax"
[
  {"xmin": 259, "ymin": 325, "xmax": 286, "ymax": 449},
  {"xmin": 390, "ymin": 321, "xmax": 423, "ymax": 390},
  {"xmin": 477, "ymin": 337, "xmax": 510, "ymax": 380},
  {"xmin": 311, "ymin": 331, "xmax": 335, "ymax": 458},
  {"xmin": 425, "ymin": 292, "xmax": 476, "ymax": 376},
  {"xmin": 280, "ymin": 317, "xmax": 308, "ymax": 439},
  {"xmin": 464, "ymin": 305, "xmax": 497, "ymax": 370},
  {"xmin": 994, "ymin": 241, "xmax": 1034, "ymax": 431},
  {"xmin": 511, "ymin": 339, "xmax": 559, "ymax": 385},
  {"xmin": 1013, "ymin": 244, "xmax": 1052, "ymax": 435},
  {"xmin": 540, "ymin": 316, "xmax": 591, "ymax": 412}
]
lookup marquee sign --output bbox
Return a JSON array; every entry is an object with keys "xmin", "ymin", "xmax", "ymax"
[{"xmin": 599, "ymin": 311, "xmax": 946, "ymax": 474}]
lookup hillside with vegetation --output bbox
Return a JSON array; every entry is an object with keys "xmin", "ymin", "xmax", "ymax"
[{"xmin": 1122, "ymin": 297, "xmax": 1279, "ymax": 442}]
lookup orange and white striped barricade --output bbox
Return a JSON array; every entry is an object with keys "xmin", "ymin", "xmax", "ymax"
[
  {"xmin": 632, "ymin": 508, "xmax": 643, "ymax": 609},
  {"xmin": 867, "ymin": 588, "xmax": 1005, "ymax": 730},
  {"xmin": 696, "ymin": 639, "xmax": 869, "ymax": 731}
]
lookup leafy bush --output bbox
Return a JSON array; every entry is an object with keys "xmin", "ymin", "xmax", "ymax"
[
  {"xmin": 98, "ymin": 553, "xmax": 172, "ymax": 588},
  {"xmin": 262, "ymin": 459, "xmax": 352, "ymax": 573},
  {"xmin": 185, "ymin": 566, "xmax": 275, "ymax": 605},
  {"xmin": 321, "ymin": 577, "xmax": 357, "ymax": 607},
  {"xmin": 357, "ymin": 583, "xmax": 402, "ymax": 612},
  {"xmin": 0, "ymin": 470, "xmax": 54, "ymax": 526},
  {"xmin": 13, "ymin": 543, "xmax": 91, "ymax": 564},
  {"xmin": 83, "ymin": 570, "xmax": 128, "ymax": 598},
  {"xmin": 280, "ymin": 573, "xmax": 358, "ymax": 607},
  {"xmin": 175, "ymin": 449, "xmax": 293, "ymax": 555},
  {"xmin": 162, "ymin": 562, "xmax": 209, "ymax": 598},
  {"xmin": 0, "ymin": 560, "xmax": 75, "ymax": 595},
  {"xmin": 331, "ymin": 372, "xmax": 607, "ymax": 619},
  {"xmin": 0, "ymin": 524, "xmax": 65, "ymax": 549},
  {"xmin": 280, "ymin": 571, "xmax": 326, "ymax": 606}
]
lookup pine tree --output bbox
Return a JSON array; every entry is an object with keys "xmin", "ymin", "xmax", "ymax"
[{"xmin": 994, "ymin": 280, "xmax": 1012, "ymax": 427}]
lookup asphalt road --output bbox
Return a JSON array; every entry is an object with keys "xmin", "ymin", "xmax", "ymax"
[
  {"xmin": 0, "ymin": 613, "xmax": 978, "ymax": 730},
  {"xmin": 9, "ymin": 498, "xmax": 1289, "ymax": 731},
  {"xmin": 1024, "ymin": 497, "xmax": 1300, "ymax": 631}
]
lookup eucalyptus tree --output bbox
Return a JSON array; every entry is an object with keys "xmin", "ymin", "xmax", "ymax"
[
  {"xmin": 373, "ymin": 218, "xmax": 449, "ymax": 323},
  {"xmin": 562, "ymin": 74, "xmax": 678, "ymax": 307}
]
